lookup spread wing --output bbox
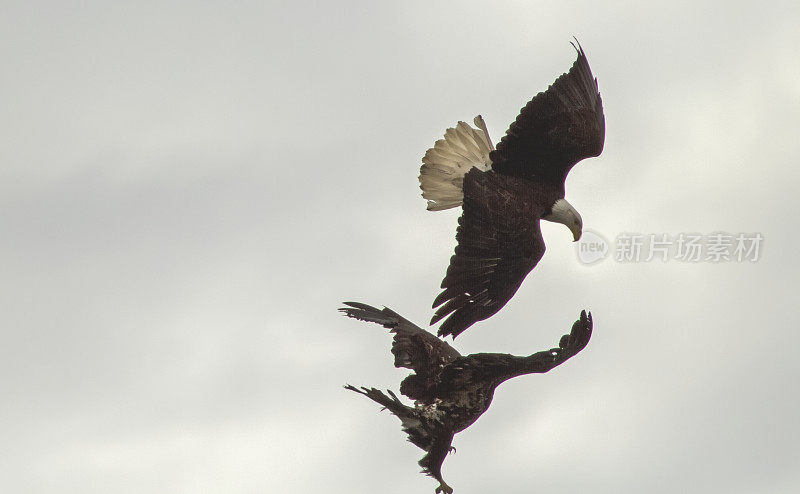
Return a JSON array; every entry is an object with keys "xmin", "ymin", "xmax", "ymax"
[
  {"xmin": 430, "ymin": 169, "xmax": 546, "ymax": 338},
  {"xmin": 340, "ymin": 302, "xmax": 461, "ymax": 373},
  {"xmin": 441, "ymin": 310, "xmax": 593, "ymax": 381},
  {"xmin": 491, "ymin": 40, "xmax": 605, "ymax": 185}
]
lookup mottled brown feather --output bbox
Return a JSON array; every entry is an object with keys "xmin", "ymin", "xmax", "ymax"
[{"xmin": 344, "ymin": 304, "xmax": 593, "ymax": 494}]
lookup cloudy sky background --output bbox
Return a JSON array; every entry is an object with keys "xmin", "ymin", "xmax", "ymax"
[{"xmin": 2, "ymin": 1, "xmax": 799, "ymax": 493}]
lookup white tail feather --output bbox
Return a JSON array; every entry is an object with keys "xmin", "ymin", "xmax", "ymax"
[{"xmin": 419, "ymin": 116, "xmax": 494, "ymax": 211}]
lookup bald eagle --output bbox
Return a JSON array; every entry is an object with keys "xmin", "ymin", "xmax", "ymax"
[
  {"xmin": 420, "ymin": 40, "xmax": 605, "ymax": 338},
  {"xmin": 342, "ymin": 302, "xmax": 592, "ymax": 494}
]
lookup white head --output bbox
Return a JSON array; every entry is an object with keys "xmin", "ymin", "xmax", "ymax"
[{"xmin": 544, "ymin": 198, "xmax": 583, "ymax": 242}]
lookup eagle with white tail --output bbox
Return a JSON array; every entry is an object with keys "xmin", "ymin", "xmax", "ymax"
[{"xmin": 420, "ymin": 40, "xmax": 605, "ymax": 338}]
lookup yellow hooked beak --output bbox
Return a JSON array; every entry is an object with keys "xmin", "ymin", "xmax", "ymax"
[{"xmin": 572, "ymin": 225, "xmax": 583, "ymax": 242}]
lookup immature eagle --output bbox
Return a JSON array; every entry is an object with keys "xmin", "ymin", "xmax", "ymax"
[
  {"xmin": 342, "ymin": 302, "xmax": 593, "ymax": 494},
  {"xmin": 419, "ymin": 41, "xmax": 605, "ymax": 338}
]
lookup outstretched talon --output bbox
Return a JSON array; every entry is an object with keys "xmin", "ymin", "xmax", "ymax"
[
  {"xmin": 435, "ymin": 480, "xmax": 454, "ymax": 494},
  {"xmin": 448, "ymin": 446, "xmax": 456, "ymax": 454}
]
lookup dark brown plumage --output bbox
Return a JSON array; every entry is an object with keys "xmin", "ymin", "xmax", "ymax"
[
  {"xmin": 342, "ymin": 302, "xmax": 593, "ymax": 494},
  {"xmin": 429, "ymin": 41, "xmax": 605, "ymax": 338}
]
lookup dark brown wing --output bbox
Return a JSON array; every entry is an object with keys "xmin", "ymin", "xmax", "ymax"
[
  {"xmin": 340, "ymin": 302, "xmax": 461, "ymax": 372},
  {"xmin": 491, "ymin": 40, "xmax": 605, "ymax": 186},
  {"xmin": 430, "ymin": 170, "xmax": 547, "ymax": 338},
  {"xmin": 441, "ymin": 310, "xmax": 593, "ymax": 384}
]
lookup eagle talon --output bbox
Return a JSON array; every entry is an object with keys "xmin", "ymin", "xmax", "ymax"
[{"xmin": 435, "ymin": 480, "xmax": 454, "ymax": 494}]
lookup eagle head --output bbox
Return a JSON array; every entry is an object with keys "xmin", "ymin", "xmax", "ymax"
[{"xmin": 545, "ymin": 198, "xmax": 583, "ymax": 242}]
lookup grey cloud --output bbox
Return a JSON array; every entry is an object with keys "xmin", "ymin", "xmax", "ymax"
[{"xmin": 2, "ymin": 1, "xmax": 799, "ymax": 493}]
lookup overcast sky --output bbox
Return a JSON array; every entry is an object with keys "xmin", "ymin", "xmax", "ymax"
[{"xmin": 2, "ymin": 1, "xmax": 800, "ymax": 493}]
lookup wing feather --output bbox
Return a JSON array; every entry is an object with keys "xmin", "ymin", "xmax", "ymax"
[
  {"xmin": 491, "ymin": 41, "xmax": 605, "ymax": 185},
  {"xmin": 340, "ymin": 302, "xmax": 461, "ymax": 372},
  {"xmin": 431, "ymin": 169, "xmax": 546, "ymax": 338}
]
